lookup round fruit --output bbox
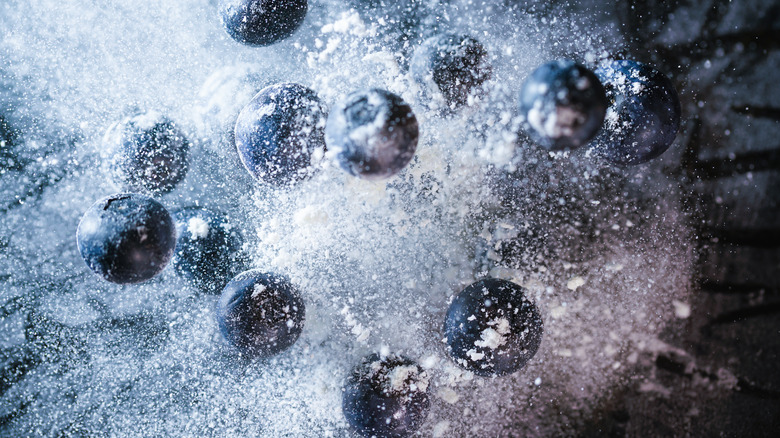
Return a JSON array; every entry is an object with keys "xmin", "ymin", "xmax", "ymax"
[
  {"xmin": 219, "ymin": 0, "xmax": 308, "ymax": 47},
  {"xmin": 592, "ymin": 60, "xmax": 681, "ymax": 165},
  {"xmin": 342, "ymin": 353, "xmax": 430, "ymax": 438},
  {"xmin": 104, "ymin": 111, "xmax": 189, "ymax": 194},
  {"xmin": 216, "ymin": 269, "xmax": 305, "ymax": 357},
  {"xmin": 410, "ymin": 33, "xmax": 492, "ymax": 109},
  {"xmin": 444, "ymin": 278, "xmax": 543, "ymax": 377},
  {"xmin": 234, "ymin": 83, "xmax": 327, "ymax": 185},
  {"xmin": 326, "ymin": 88, "xmax": 418, "ymax": 180},
  {"xmin": 171, "ymin": 207, "xmax": 245, "ymax": 293},
  {"xmin": 77, "ymin": 193, "xmax": 176, "ymax": 284},
  {"xmin": 518, "ymin": 59, "xmax": 608, "ymax": 151}
]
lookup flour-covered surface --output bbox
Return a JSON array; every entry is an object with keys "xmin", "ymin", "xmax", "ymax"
[{"xmin": 1, "ymin": 0, "xmax": 779, "ymax": 437}]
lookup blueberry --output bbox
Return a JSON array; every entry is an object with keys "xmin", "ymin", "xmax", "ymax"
[
  {"xmin": 219, "ymin": 0, "xmax": 307, "ymax": 47},
  {"xmin": 235, "ymin": 83, "xmax": 327, "ymax": 185},
  {"xmin": 444, "ymin": 278, "xmax": 543, "ymax": 377},
  {"xmin": 104, "ymin": 112, "xmax": 190, "ymax": 194},
  {"xmin": 410, "ymin": 33, "xmax": 492, "ymax": 109},
  {"xmin": 342, "ymin": 353, "xmax": 430, "ymax": 438},
  {"xmin": 76, "ymin": 193, "xmax": 176, "ymax": 284},
  {"xmin": 591, "ymin": 60, "xmax": 681, "ymax": 165},
  {"xmin": 326, "ymin": 89, "xmax": 418, "ymax": 180},
  {"xmin": 216, "ymin": 270, "xmax": 305, "ymax": 357},
  {"xmin": 171, "ymin": 207, "xmax": 246, "ymax": 294},
  {"xmin": 518, "ymin": 60, "xmax": 608, "ymax": 151}
]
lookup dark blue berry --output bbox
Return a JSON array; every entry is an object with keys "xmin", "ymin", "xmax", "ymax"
[
  {"xmin": 234, "ymin": 83, "xmax": 327, "ymax": 185},
  {"xmin": 592, "ymin": 60, "xmax": 681, "ymax": 165},
  {"xmin": 219, "ymin": 0, "xmax": 307, "ymax": 47},
  {"xmin": 410, "ymin": 33, "xmax": 492, "ymax": 109},
  {"xmin": 444, "ymin": 278, "xmax": 543, "ymax": 377},
  {"xmin": 76, "ymin": 193, "xmax": 176, "ymax": 284},
  {"xmin": 104, "ymin": 112, "xmax": 189, "ymax": 194},
  {"xmin": 326, "ymin": 89, "xmax": 418, "ymax": 180},
  {"xmin": 519, "ymin": 60, "xmax": 608, "ymax": 151},
  {"xmin": 216, "ymin": 270, "xmax": 305, "ymax": 357},
  {"xmin": 171, "ymin": 207, "xmax": 246, "ymax": 294},
  {"xmin": 342, "ymin": 353, "xmax": 430, "ymax": 438}
]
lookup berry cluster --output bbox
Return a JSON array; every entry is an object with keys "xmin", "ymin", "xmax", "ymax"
[{"xmin": 68, "ymin": 1, "xmax": 682, "ymax": 437}]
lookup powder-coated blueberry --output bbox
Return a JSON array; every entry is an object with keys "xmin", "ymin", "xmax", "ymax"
[
  {"xmin": 77, "ymin": 193, "xmax": 176, "ymax": 284},
  {"xmin": 519, "ymin": 60, "xmax": 608, "ymax": 151},
  {"xmin": 235, "ymin": 83, "xmax": 327, "ymax": 185},
  {"xmin": 592, "ymin": 60, "xmax": 681, "ymax": 165},
  {"xmin": 219, "ymin": 0, "xmax": 308, "ymax": 47},
  {"xmin": 171, "ymin": 207, "xmax": 246, "ymax": 294},
  {"xmin": 216, "ymin": 270, "xmax": 305, "ymax": 357},
  {"xmin": 104, "ymin": 112, "xmax": 189, "ymax": 194},
  {"xmin": 444, "ymin": 278, "xmax": 543, "ymax": 377},
  {"xmin": 326, "ymin": 88, "xmax": 418, "ymax": 180},
  {"xmin": 410, "ymin": 33, "xmax": 492, "ymax": 109},
  {"xmin": 342, "ymin": 353, "xmax": 430, "ymax": 438}
]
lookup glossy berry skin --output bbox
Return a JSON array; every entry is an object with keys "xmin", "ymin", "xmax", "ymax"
[
  {"xmin": 342, "ymin": 353, "xmax": 430, "ymax": 438},
  {"xmin": 216, "ymin": 270, "xmax": 305, "ymax": 357},
  {"xmin": 592, "ymin": 60, "xmax": 681, "ymax": 165},
  {"xmin": 171, "ymin": 207, "xmax": 245, "ymax": 294},
  {"xmin": 104, "ymin": 112, "xmax": 189, "ymax": 194},
  {"xmin": 77, "ymin": 193, "xmax": 176, "ymax": 284},
  {"xmin": 235, "ymin": 83, "xmax": 327, "ymax": 185},
  {"xmin": 219, "ymin": 0, "xmax": 307, "ymax": 47},
  {"xmin": 410, "ymin": 33, "xmax": 492, "ymax": 109},
  {"xmin": 444, "ymin": 278, "xmax": 543, "ymax": 377},
  {"xmin": 326, "ymin": 89, "xmax": 418, "ymax": 180},
  {"xmin": 519, "ymin": 60, "xmax": 608, "ymax": 151}
]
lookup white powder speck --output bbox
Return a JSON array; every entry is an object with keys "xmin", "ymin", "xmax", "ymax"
[
  {"xmin": 639, "ymin": 381, "xmax": 671, "ymax": 397},
  {"xmin": 251, "ymin": 283, "xmax": 267, "ymax": 298},
  {"xmin": 567, "ymin": 276, "xmax": 585, "ymax": 290},
  {"xmin": 437, "ymin": 387, "xmax": 460, "ymax": 404},
  {"xmin": 672, "ymin": 300, "xmax": 691, "ymax": 318},
  {"xmin": 187, "ymin": 217, "xmax": 209, "ymax": 240},
  {"xmin": 293, "ymin": 206, "xmax": 329, "ymax": 226},
  {"xmin": 433, "ymin": 421, "xmax": 451, "ymax": 438},
  {"xmin": 466, "ymin": 349, "xmax": 485, "ymax": 361},
  {"xmin": 388, "ymin": 365, "xmax": 429, "ymax": 393}
]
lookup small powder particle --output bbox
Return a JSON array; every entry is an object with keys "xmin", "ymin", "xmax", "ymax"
[
  {"xmin": 433, "ymin": 421, "xmax": 451, "ymax": 438},
  {"xmin": 187, "ymin": 217, "xmax": 209, "ymax": 240},
  {"xmin": 251, "ymin": 283, "xmax": 267, "ymax": 298},
  {"xmin": 437, "ymin": 387, "xmax": 460, "ymax": 404},
  {"xmin": 672, "ymin": 300, "xmax": 691, "ymax": 318},
  {"xmin": 466, "ymin": 349, "xmax": 485, "ymax": 361},
  {"xmin": 567, "ymin": 276, "xmax": 585, "ymax": 291}
]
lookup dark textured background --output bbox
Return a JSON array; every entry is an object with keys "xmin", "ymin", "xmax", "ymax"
[{"xmin": 585, "ymin": 0, "xmax": 780, "ymax": 435}]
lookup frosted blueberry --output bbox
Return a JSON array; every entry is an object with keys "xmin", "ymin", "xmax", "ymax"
[
  {"xmin": 342, "ymin": 353, "xmax": 430, "ymax": 438},
  {"xmin": 444, "ymin": 278, "xmax": 543, "ymax": 377},
  {"xmin": 326, "ymin": 89, "xmax": 418, "ymax": 180},
  {"xmin": 219, "ymin": 0, "xmax": 308, "ymax": 47},
  {"xmin": 410, "ymin": 33, "xmax": 492, "ymax": 109},
  {"xmin": 591, "ymin": 60, "xmax": 681, "ymax": 165},
  {"xmin": 216, "ymin": 270, "xmax": 305, "ymax": 357},
  {"xmin": 235, "ymin": 83, "xmax": 327, "ymax": 185},
  {"xmin": 171, "ymin": 207, "xmax": 246, "ymax": 294},
  {"xmin": 104, "ymin": 111, "xmax": 190, "ymax": 194},
  {"xmin": 76, "ymin": 193, "xmax": 176, "ymax": 284},
  {"xmin": 518, "ymin": 60, "xmax": 608, "ymax": 151}
]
